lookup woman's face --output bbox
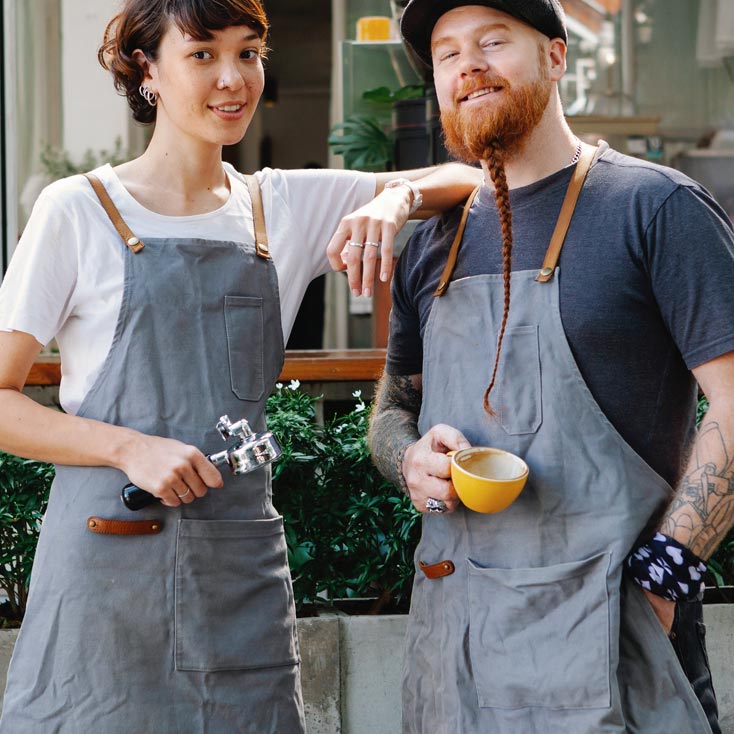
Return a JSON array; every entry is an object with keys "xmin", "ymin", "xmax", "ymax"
[{"xmin": 143, "ymin": 23, "xmax": 265, "ymax": 149}]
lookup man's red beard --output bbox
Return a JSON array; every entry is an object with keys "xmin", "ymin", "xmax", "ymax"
[{"xmin": 440, "ymin": 69, "xmax": 552, "ymax": 163}]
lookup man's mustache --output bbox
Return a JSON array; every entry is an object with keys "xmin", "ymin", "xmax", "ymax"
[{"xmin": 454, "ymin": 74, "xmax": 512, "ymax": 104}]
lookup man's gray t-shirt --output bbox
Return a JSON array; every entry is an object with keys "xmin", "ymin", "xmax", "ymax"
[{"xmin": 386, "ymin": 144, "xmax": 734, "ymax": 487}]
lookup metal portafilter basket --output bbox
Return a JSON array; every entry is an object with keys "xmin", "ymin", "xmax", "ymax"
[{"xmin": 121, "ymin": 415, "xmax": 282, "ymax": 511}]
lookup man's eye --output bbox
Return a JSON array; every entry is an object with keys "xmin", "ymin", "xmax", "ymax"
[
  {"xmin": 192, "ymin": 50, "xmax": 212, "ymax": 60},
  {"xmin": 241, "ymin": 49, "xmax": 259, "ymax": 60}
]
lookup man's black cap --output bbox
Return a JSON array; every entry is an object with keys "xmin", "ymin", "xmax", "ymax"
[{"xmin": 401, "ymin": 0, "xmax": 568, "ymax": 66}]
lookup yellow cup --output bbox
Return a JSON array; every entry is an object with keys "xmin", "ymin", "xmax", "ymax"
[
  {"xmin": 447, "ymin": 447, "xmax": 529, "ymax": 514},
  {"xmin": 356, "ymin": 16, "xmax": 392, "ymax": 41}
]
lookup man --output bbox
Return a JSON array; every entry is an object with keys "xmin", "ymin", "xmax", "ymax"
[{"xmin": 369, "ymin": 1, "xmax": 734, "ymax": 732}]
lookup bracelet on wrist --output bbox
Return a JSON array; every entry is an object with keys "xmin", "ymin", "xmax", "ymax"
[{"xmin": 626, "ymin": 532, "xmax": 707, "ymax": 602}]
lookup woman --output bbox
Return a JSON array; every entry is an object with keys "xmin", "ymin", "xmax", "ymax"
[{"xmin": 0, "ymin": 1, "xmax": 479, "ymax": 731}]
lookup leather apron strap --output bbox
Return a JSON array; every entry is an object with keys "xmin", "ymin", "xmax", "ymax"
[
  {"xmin": 434, "ymin": 186, "xmax": 481, "ymax": 297},
  {"xmin": 535, "ymin": 143, "xmax": 596, "ymax": 282},
  {"xmin": 434, "ymin": 144, "xmax": 597, "ymax": 297},
  {"xmin": 244, "ymin": 174, "xmax": 271, "ymax": 259},
  {"xmin": 85, "ymin": 172, "xmax": 271, "ymax": 260},
  {"xmin": 85, "ymin": 173, "xmax": 145, "ymax": 253}
]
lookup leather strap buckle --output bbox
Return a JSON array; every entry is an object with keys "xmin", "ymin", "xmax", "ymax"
[
  {"xmin": 419, "ymin": 559, "xmax": 455, "ymax": 579},
  {"xmin": 87, "ymin": 517, "xmax": 163, "ymax": 536}
]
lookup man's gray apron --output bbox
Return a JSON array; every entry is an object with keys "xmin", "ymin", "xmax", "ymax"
[
  {"xmin": 405, "ymin": 146, "xmax": 712, "ymax": 734},
  {"xmin": 0, "ymin": 175, "xmax": 304, "ymax": 733}
]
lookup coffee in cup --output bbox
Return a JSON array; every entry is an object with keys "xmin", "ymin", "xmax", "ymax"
[{"xmin": 447, "ymin": 447, "xmax": 528, "ymax": 514}]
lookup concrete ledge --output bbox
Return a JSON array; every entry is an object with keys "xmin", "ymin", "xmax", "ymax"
[{"xmin": 2, "ymin": 608, "xmax": 732, "ymax": 732}]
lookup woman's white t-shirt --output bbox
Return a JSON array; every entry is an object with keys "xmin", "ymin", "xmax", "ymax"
[{"xmin": 0, "ymin": 163, "xmax": 375, "ymax": 414}]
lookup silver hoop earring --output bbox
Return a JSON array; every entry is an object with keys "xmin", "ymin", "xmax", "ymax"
[{"xmin": 138, "ymin": 85, "xmax": 157, "ymax": 107}]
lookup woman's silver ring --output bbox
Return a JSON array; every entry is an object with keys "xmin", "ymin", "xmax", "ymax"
[
  {"xmin": 176, "ymin": 487, "xmax": 192, "ymax": 499},
  {"xmin": 347, "ymin": 240, "xmax": 365, "ymax": 249},
  {"xmin": 364, "ymin": 241, "xmax": 380, "ymax": 248},
  {"xmin": 426, "ymin": 497, "xmax": 448, "ymax": 514}
]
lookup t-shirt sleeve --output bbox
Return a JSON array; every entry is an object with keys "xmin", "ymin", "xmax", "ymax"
[
  {"xmin": 257, "ymin": 167, "xmax": 376, "ymax": 281},
  {"xmin": 385, "ymin": 232, "xmax": 425, "ymax": 376},
  {"xmin": 646, "ymin": 183, "xmax": 734, "ymax": 369},
  {"xmin": 0, "ymin": 188, "xmax": 78, "ymax": 346}
]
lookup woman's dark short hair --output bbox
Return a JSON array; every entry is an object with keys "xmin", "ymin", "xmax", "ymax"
[{"xmin": 99, "ymin": 0, "xmax": 269, "ymax": 124}]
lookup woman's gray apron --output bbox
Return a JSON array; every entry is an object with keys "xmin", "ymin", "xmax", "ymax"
[
  {"xmin": 0, "ymin": 175, "xmax": 305, "ymax": 733},
  {"xmin": 404, "ymin": 146, "xmax": 713, "ymax": 734}
]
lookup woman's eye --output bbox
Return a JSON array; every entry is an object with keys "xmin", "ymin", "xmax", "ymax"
[
  {"xmin": 241, "ymin": 49, "xmax": 259, "ymax": 60},
  {"xmin": 192, "ymin": 50, "xmax": 212, "ymax": 60}
]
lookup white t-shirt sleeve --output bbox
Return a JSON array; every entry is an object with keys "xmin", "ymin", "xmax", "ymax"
[
  {"xmin": 0, "ymin": 185, "xmax": 80, "ymax": 346},
  {"xmin": 256, "ymin": 167, "xmax": 376, "ymax": 281}
]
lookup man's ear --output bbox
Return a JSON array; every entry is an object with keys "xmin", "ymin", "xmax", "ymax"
[{"xmin": 547, "ymin": 38, "xmax": 567, "ymax": 81}]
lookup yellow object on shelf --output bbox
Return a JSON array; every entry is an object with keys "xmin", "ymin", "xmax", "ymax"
[{"xmin": 356, "ymin": 16, "xmax": 391, "ymax": 42}]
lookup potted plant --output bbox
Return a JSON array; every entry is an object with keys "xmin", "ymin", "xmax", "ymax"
[
  {"xmin": 0, "ymin": 454, "xmax": 52, "ymax": 626},
  {"xmin": 268, "ymin": 381, "xmax": 420, "ymax": 615}
]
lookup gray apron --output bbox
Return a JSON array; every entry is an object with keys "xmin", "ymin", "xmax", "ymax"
[
  {"xmin": 404, "ymin": 147, "xmax": 713, "ymax": 733},
  {"xmin": 0, "ymin": 175, "xmax": 305, "ymax": 733}
]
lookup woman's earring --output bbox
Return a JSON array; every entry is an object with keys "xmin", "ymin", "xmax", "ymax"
[{"xmin": 139, "ymin": 85, "xmax": 158, "ymax": 107}]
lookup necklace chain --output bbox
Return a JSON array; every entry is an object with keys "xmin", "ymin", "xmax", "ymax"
[{"xmin": 570, "ymin": 139, "xmax": 583, "ymax": 166}]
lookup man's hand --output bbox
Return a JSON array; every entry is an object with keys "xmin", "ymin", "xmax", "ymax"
[
  {"xmin": 402, "ymin": 424, "xmax": 471, "ymax": 513},
  {"xmin": 642, "ymin": 589, "xmax": 676, "ymax": 635}
]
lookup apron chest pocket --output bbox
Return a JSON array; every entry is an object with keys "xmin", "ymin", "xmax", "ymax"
[
  {"xmin": 175, "ymin": 517, "xmax": 298, "ymax": 672},
  {"xmin": 467, "ymin": 552, "xmax": 611, "ymax": 710},
  {"xmin": 497, "ymin": 325, "xmax": 542, "ymax": 435},
  {"xmin": 224, "ymin": 295, "xmax": 264, "ymax": 401}
]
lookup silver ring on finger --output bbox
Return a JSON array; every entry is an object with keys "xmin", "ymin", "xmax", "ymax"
[
  {"xmin": 347, "ymin": 240, "xmax": 365, "ymax": 249},
  {"xmin": 426, "ymin": 497, "xmax": 448, "ymax": 514},
  {"xmin": 364, "ymin": 241, "xmax": 380, "ymax": 248},
  {"xmin": 176, "ymin": 487, "xmax": 192, "ymax": 499}
]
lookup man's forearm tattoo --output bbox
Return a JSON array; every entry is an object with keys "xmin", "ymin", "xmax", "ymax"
[
  {"xmin": 368, "ymin": 373, "xmax": 422, "ymax": 492},
  {"xmin": 660, "ymin": 420, "xmax": 734, "ymax": 559}
]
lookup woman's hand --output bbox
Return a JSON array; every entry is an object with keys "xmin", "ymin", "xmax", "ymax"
[
  {"xmin": 118, "ymin": 432, "xmax": 224, "ymax": 508},
  {"xmin": 326, "ymin": 184, "xmax": 413, "ymax": 298}
]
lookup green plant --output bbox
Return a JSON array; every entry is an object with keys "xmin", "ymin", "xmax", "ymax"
[
  {"xmin": 327, "ymin": 84, "xmax": 425, "ymax": 172},
  {"xmin": 0, "ymin": 454, "xmax": 53, "ymax": 624},
  {"xmin": 327, "ymin": 115, "xmax": 394, "ymax": 172},
  {"xmin": 361, "ymin": 84, "xmax": 425, "ymax": 108},
  {"xmin": 39, "ymin": 137, "xmax": 130, "ymax": 179},
  {"xmin": 268, "ymin": 382, "xmax": 420, "ymax": 612}
]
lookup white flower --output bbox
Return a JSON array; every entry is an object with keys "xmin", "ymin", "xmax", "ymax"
[
  {"xmin": 354, "ymin": 402, "xmax": 366, "ymax": 413},
  {"xmin": 352, "ymin": 389, "xmax": 362, "ymax": 399},
  {"xmin": 289, "ymin": 379, "xmax": 301, "ymax": 390},
  {"xmin": 275, "ymin": 382, "xmax": 283, "ymax": 390}
]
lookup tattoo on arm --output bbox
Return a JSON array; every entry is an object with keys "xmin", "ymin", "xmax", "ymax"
[
  {"xmin": 660, "ymin": 420, "xmax": 734, "ymax": 559},
  {"xmin": 368, "ymin": 373, "xmax": 422, "ymax": 492}
]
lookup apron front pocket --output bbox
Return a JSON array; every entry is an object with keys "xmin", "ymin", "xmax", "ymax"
[
  {"xmin": 224, "ymin": 295, "xmax": 264, "ymax": 401},
  {"xmin": 497, "ymin": 325, "xmax": 542, "ymax": 435},
  {"xmin": 175, "ymin": 517, "xmax": 298, "ymax": 672},
  {"xmin": 467, "ymin": 552, "xmax": 611, "ymax": 710}
]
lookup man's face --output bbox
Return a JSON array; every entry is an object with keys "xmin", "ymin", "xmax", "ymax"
[{"xmin": 431, "ymin": 5, "xmax": 555, "ymax": 161}]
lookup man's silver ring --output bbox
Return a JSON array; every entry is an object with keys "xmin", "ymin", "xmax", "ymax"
[
  {"xmin": 364, "ymin": 241, "xmax": 380, "ymax": 248},
  {"xmin": 426, "ymin": 497, "xmax": 448, "ymax": 514},
  {"xmin": 176, "ymin": 487, "xmax": 192, "ymax": 499},
  {"xmin": 347, "ymin": 240, "xmax": 365, "ymax": 249}
]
